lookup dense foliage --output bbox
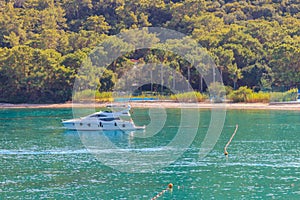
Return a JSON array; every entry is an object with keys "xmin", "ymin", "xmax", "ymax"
[{"xmin": 0, "ymin": 0, "xmax": 299, "ymax": 103}]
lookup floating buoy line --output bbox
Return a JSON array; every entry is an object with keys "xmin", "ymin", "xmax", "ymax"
[
  {"xmin": 224, "ymin": 124, "xmax": 239, "ymax": 157},
  {"xmin": 151, "ymin": 183, "xmax": 173, "ymax": 200}
]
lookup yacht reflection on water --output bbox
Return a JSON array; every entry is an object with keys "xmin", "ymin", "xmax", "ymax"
[{"xmin": 64, "ymin": 129, "xmax": 146, "ymax": 149}]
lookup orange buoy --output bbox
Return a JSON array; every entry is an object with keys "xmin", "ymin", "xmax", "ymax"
[{"xmin": 168, "ymin": 183, "xmax": 173, "ymax": 189}]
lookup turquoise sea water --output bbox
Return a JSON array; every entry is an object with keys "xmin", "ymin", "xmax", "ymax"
[{"xmin": 1, "ymin": 108, "xmax": 300, "ymax": 199}]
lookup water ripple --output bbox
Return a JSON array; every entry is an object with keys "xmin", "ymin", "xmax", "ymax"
[{"xmin": 0, "ymin": 149, "xmax": 88, "ymax": 155}]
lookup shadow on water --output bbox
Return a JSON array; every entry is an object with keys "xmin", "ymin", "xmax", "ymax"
[{"xmin": 64, "ymin": 129, "xmax": 146, "ymax": 149}]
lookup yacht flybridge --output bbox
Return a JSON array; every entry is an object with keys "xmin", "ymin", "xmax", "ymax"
[{"xmin": 62, "ymin": 105, "xmax": 145, "ymax": 131}]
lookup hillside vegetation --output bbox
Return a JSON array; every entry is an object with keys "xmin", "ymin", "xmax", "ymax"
[{"xmin": 0, "ymin": 0, "xmax": 299, "ymax": 103}]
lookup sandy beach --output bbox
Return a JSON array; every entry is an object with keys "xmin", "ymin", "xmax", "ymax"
[{"xmin": 1, "ymin": 101, "xmax": 300, "ymax": 111}]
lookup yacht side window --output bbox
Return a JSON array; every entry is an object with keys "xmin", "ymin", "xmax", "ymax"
[{"xmin": 100, "ymin": 117, "xmax": 120, "ymax": 121}]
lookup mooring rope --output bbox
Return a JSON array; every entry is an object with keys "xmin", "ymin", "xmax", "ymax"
[
  {"xmin": 151, "ymin": 183, "xmax": 173, "ymax": 200},
  {"xmin": 224, "ymin": 124, "xmax": 239, "ymax": 156}
]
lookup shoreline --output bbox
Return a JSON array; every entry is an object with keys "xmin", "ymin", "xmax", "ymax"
[{"xmin": 1, "ymin": 101, "xmax": 300, "ymax": 111}]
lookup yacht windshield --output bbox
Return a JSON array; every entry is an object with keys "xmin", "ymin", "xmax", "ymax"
[
  {"xmin": 100, "ymin": 117, "xmax": 120, "ymax": 121},
  {"xmin": 90, "ymin": 114, "xmax": 107, "ymax": 118}
]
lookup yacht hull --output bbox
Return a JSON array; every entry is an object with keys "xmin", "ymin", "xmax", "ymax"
[{"xmin": 62, "ymin": 119, "xmax": 145, "ymax": 131}]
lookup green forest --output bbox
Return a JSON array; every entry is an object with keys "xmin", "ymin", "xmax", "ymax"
[{"xmin": 0, "ymin": 0, "xmax": 299, "ymax": 103}]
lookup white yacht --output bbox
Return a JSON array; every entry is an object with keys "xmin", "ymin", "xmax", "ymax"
[{"xmin": 62, "ymin": 105, "xmax": 145, "ymax": 131}]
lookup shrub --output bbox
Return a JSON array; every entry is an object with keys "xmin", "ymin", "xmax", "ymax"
[
  {"xmin": 95, "ymin": 91, "xmax": 113, "ymax": 102},
  {"xmin": 73, "ymin": 90, "xmax": 95, "ymax": 101},
  {"xmin": 270, "ymin": 92, "xmax": 285, "ymax": 102},
  {"xmin": 73, "ymin": 90, "xmax": 113, "ymax": 102},
  {"xmin": 246, "ymin": 92, "xmax": 270, "ymax": 103},
  {"xmin": 285, "ymin": 88, "xmax": 298, "ymax": 101},
  {"xmin": 170, "ymin": 91, "xmax": 208, "ymax": 102},
  {"xmin": 270, "ymin": 88, "xmax": 298, "ymax": 102},
  {"xmin": 229, "ymin": 86, "xmax": 253, "ymax": 102},
  {"xmin": 208, "ymin": 82, "xmax": 226, "ymax": 103},
  {"xmin": 225, "ymin": 86, "xmax": 233, "ymax": 95}
]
